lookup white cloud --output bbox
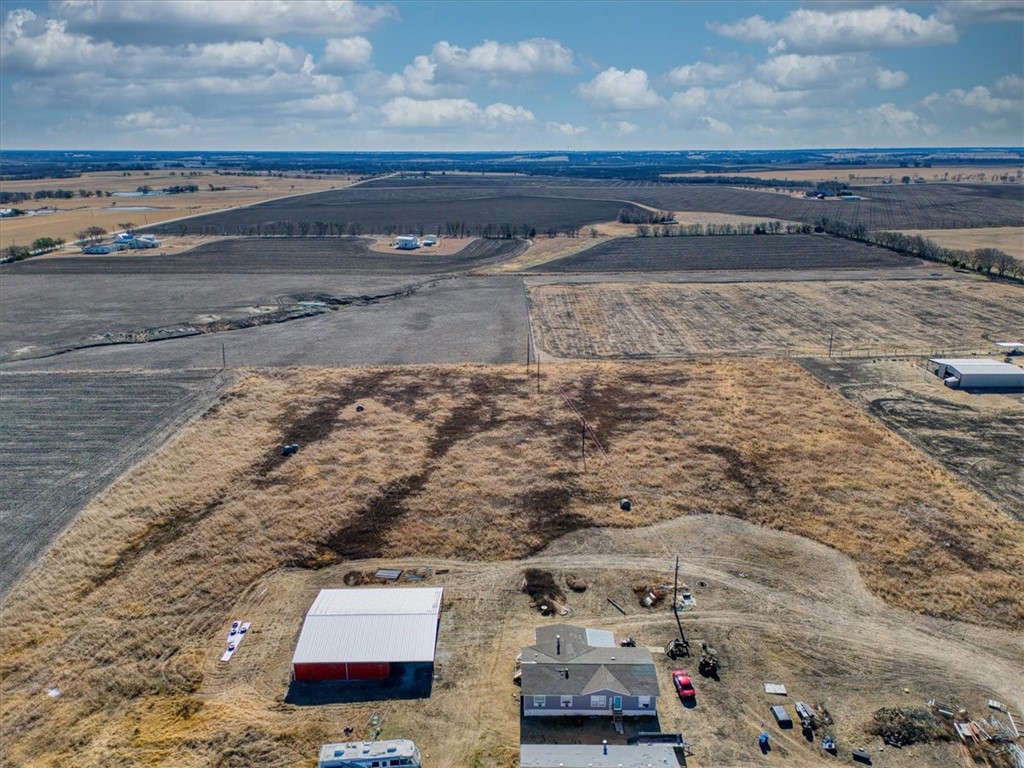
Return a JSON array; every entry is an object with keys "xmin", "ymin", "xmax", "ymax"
[
  {"xmin": 113, "ymin": 106, "xmax": 195, "ymax": 137},
  {"xmin": 702, "ymin": 116, "xmax": 733, "ymax": 135},
  {"xmin": 483, "ymin": 103, "xmax": 536, "ymax": 123},
  {"xmin": 432, "ymin": 38, "xmax": 575, "ymax": 76},
  {"xmin": 185, "ymin": 38, "xmax": 308, "ymax": 74},
  {"xmin": 322, "ymin": 37, "xmax": 373, "ymax": 73},
  {"xmin": 281, "ymin": 92, "xmax": 359, "ymax": 114},
  {"xmin": 615, "ymin": 121, "xmax": 638, "ymax": 135},
  {"xmin": 714, "ymin": 79, "xmax": 808, "ymax": 108},
  {"xmin": 874, "ymin": 68, "xmax": 908, "ymax": 90},
  {"xmin": 547, "ymin": 121, "xmax": 588, "ymax": 136},
  {"xmin": 936, "ymin": 1, "xmax": 1024, "ymax": 25},
  {"xmin": 947, "ymin": 86, "xmax": 1019, "ymax": 115},
  {"xmin": 577, "ymin": 67, "xmax": 663, "ymax": 110},
  {"xmin": 711, "ymin": 6, "xmax": 957, "ymax": 53},
  {"xmin": 381, "ymin": 54, "xmax": 441, "ymax": 97},
  {"xmin": 1, "ymin": 10, "xmax": 117, "ymax": 74},
  {"xmin": 756, "ymin": 53, "xmax": 907, "ymax": 91},
  {"xmin": 380, "ymin": 97, "xmax": 534, "ymax": 128},
  {"xmin": 666, "ymin": 60, "xmax": 742, "ymax": 87},
  {"xmin": 669, "ymin": 87, "xmax": 710, "ymax": 112},
  {"xmin": 994, "ymin": 74, "xmax": 1024, "ymax": 97},
  {"xmin": 56, "ymin": 0, "xmax": 397, "ymax": 43}
]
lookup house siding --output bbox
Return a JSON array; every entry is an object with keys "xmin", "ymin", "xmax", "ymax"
[{"xmin": 522, "ymin": 692, "xmax": 656, "ymax": 717}]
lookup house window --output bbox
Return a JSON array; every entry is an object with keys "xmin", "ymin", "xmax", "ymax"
[
  {"xmin": 533, "ymin": 695, "xmax": 545, "ymax": 708},
  {"xmin": 560, "ymin": 695, "xmax": 573, "ymax": 708},
  {"xmin": 590, "ymin": 695, "xmax": 607, "ymax": 708},
  {"xmin": 639, "ymin": 696, "xmax": 652, "ymax": 709}
]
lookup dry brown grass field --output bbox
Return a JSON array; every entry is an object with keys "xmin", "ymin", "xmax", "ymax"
[
  {"xmin": 0, "ymin": 171, "xmax": 353, "ymax": 248},
  {"xmin": 528, "ymin": 278, "xmax": 1024, "ymax": 359},
  {"xmin": 898, "ymin": 227, "xmax": 1024, "ymax": 259},
  {"xmin": 2, "ymin": 362, "xmax": 1022, "ymax": 767},
  {"xmin": 662, "ymin": 165, "xmax": 1023, "ymax": 186}
]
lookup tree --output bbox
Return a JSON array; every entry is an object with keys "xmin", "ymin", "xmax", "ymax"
[
  {"xmin": 901, "ymin": 176, "xmax": 911, "ymax": 184},
  {"xmin": 116, "ymin": 222, "xmax": 136, "ymax": 233},
  {"xmin": 74, "ymin": 226, "xmax": 107, "ymax": 245},
  {"xmin": 972, "ymin": 247, "xmax": 1001, "ymax": 274},
  {"xmin": 32, "ymin": 237, "xmax": 64, "ymax": 252}
]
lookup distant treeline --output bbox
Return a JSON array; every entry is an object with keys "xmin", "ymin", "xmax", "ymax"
[
  {"xmin": 816, "ymin": 217, "xmax": 1021, "ymax": 280},
  {"xmin": 159, "ymin": 220, "xmax": 599, "ymax": 239},
  {"xmin": 664, "ymin": 175, "xmax": 816, "ymax": 189},
  {"xmin": 634, "ymin": 221, "xmax": 811, "ymax": 237},
  {"xmin": 617, "ymin": 208, "xmax": 674, "ymax": 224}
]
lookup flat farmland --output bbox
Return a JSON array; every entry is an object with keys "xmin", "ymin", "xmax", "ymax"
[
  {"xmin": 328, "ymin": 175, "xmax": 1024, "ymax": 229},
  {"xmin": 1, "ymin": 363, "xmax": 1021, "ymax": 767},
  {"xmin": 897, "ymin": 226, "xmax": 1024, "ymax": 259},
  {"xmin": 0, "ymin": 370, "xmax": 228, "ymax": 595},
  {"xmin": 2, "ymin": 276, "xmax": 531, "ymax": 371},
  {"xmin": 144, "ymin": 194, "xmax": 638, "ymax": 237},
  {"xmin": 0, "ymin": 170, "xmax": 350, "ymax": 249},
  {"xmin": 527, "ymin": 278, "xmax": 1024, "ymax": 359},
  {"xmin": 528, "ymin": 233, "xmax": 916, "ymax": 272},
  {"xmin": 800, "ymin": 358, "xmax": 1024, "ymax": 521},
  {"xmin": 0, "ymin": 270, "xmax": 432, "ymax": 362},
  {"xmin": 0, "ymin": 236, "xmax": 526, "ymax": 276},
  {"xmin": 663, "ymin": 164, "xmax": 1023, "ymax": 185}
]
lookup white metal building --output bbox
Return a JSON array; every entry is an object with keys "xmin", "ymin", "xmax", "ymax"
[
  {"xmin": 292, "ymin": 587, "xmax": 443, "ymax": 682},
  {"xmin": 395, "ymin": 235, "xmax": 419, "ymax": 250},
  {"xmin": 930, "ymin": 358, "xmax": 1024, "ymax": 390}
]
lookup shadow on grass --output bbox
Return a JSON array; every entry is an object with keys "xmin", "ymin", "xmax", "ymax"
[{"xmin": 285, "ymin": 665, "xmax": 433, "ymax": 706}]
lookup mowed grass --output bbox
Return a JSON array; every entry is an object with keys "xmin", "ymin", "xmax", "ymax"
[
  {"xmin": 2, "ymin": 362, "xmax": 1021, "ymax": 766},
  {"xmin": 529, "ymin": 278, "xmax": 1024, "ymax": 358}
]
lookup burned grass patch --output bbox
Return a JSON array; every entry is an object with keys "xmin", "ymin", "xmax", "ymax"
[{"xmin": 522, "ymin": 568, "xmax": 566, "ymax": 613}]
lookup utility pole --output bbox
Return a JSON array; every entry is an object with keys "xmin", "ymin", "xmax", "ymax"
[
  {"xmin": 673, "ymin": 556, "xmax": 688, "ymax": 652},
  {"xmin": 221, "ymin": 341, "xmax": 226, "ymax": 371},
  {"xmin": 581, "ymin": 422, "xmax": 586, "ymax": 472},
  {"xmin": 828, "ymin": 328, "xmax": 834, "ymax": 358}
]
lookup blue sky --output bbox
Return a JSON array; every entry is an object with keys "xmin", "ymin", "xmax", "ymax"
[{"xmin": 1, "ymin": 0, "xmax": 1021, "ymax": 150}]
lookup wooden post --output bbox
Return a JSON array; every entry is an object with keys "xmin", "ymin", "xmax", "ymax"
[{"xmin": 221, "ymin": 341, "xmax": 226, "ymax": 370}]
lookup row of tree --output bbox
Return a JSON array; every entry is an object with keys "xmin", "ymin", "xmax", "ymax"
[
  {"xmin": 167, "ymin": 220, "xmax": 589, "ymax": 239},
  {"xmin": 635, "ymin": 221, "xmax": 810, "ymax": 237},
  {"xmin": 1, "ymin": 237, "xmax": 66, "ymax": 262},
  {"xmin": 814, "ymin": 217, "xmax": 1021, "ymax": 280},
  {"xmin": 617, "ymin": 207, "xmax": 675, "ymax": 225}
]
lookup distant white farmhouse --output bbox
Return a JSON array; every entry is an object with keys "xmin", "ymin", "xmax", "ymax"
[
  {"xmin": 395, "ymin": 235, "xmax": 419, "ymax": 250},
  {"xmin": 930, "ymin": 358, "xmax": 1024, "ymax": 390}
]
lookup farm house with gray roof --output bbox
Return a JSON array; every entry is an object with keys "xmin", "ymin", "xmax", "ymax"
[{"xmin": 520, "ymin": 623, "xmax": 660, "ymax": 717}]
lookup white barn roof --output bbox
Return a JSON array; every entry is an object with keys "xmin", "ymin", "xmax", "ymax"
[
  {"xmin": 293, "ymin": 587, "xmax": 443, "ymax": 665},
  {"xmin": 930, "ymin": 358, "xmax": 1024, "ymax": 375}
]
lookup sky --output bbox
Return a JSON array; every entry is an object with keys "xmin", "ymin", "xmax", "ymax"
[{"xmin": 0, "ymin": 0, "xmax": 1022, "ymax": 151}]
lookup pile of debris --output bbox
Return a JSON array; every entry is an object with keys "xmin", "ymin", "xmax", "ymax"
[
  {"xmin": 869, "ymin": 707, "xmax": 950, "ymax": 747},
  {"xmin": 924, "ymin": 699, "xmax": 1024, "ymax": 767},
  {"xmin": 633, "ymin": 582, "xmax": 670, "ymax": 608}
]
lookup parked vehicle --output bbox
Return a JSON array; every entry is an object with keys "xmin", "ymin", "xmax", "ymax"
[{"xmin": 672, "ymin": 670, "xmax": 696, "ymax": 700}]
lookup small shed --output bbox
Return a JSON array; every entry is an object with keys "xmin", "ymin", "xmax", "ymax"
[
  {"xmin": 930, "ymin": 358, "xmax": 1024, "ymax": 390},
  {"xmin": 292, "ymin": 587, "xmax": 442, "ymax": 683},
  {"xmin": 395, "ymin": 235, "xmax": 419, "ymax": 250}
]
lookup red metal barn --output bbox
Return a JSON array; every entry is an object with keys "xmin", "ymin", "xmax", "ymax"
[{"xmin": 291, "ymin": 587, "xmax": 443, "ymax": 683}]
